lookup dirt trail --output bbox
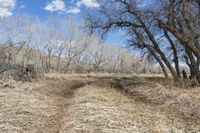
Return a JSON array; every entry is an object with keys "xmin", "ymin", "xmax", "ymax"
[
  {"xmin": 0, "ymin": 79, "xmax": 89, "ymax": 133},
  {"xmin": 61, "ymin": 84, "xmax": 200, "ymax": 133},
  {"xmin": 0, "ymin": 76, "xmax": 200, "ymax": 132}
]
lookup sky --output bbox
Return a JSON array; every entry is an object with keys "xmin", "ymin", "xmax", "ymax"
[{"xmin": 0, "ymin": 0, "xmax": 126, "ymax": 46}]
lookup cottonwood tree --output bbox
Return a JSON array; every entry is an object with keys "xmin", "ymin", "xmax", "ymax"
[
  {"xmin": 60, "ymin": 17, "xmax": 94, "ymax": 73},
  {"xmin": 0, "ymin": 14, "xmax": 146, "ymax": 75},
  {"xmin": 31, "ymin": 18, "xmax": 50, "ymax": 71},
  {"xmin": 0, "ymin": 15, "xmax": 33, "ymax": 66},
  {"xmin": 91, "ymin": 44, "xmax": 105, "ymax": 72},
  {"xmin": 86, "ymin": 0, "xmax": 174, "ymax": 78},
  {"xmin": 86, "ymin": 0, "xmax": 200, "ymax": 82},
  {"xmin": 155, "ymin": 0, "xmax": 200, "ymax": 80}
]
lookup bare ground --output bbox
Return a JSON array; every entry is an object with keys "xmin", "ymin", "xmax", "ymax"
[{"xmin": 0, "ymin": 74, "xmax": 200, "ymax": 133}]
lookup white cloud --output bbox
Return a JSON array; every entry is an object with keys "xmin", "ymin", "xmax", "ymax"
[
  {"xmin": 0, "ymin": 0, "xmax": 15, "ymax": 8},
  {"xmin": 0, "ymin": 0, "xmax": 16, "ymax": 17},
  {"xmin": 44, "ymin": 0, "xmax": 99, "ymax": 14},
  {"xmin": 0, "ymin": 7, "xmax": 12, "ymax": 17},
  {"xmin": 66, "ymin": 7, "xmax": 80, "ymax": 14},
  {"xmin": 44, "ymin": 0, "xmax": 66, "ymax": 12},
  {"xmin": 76, "ymin": 0, "xmax": 100, "ymax": 8}
]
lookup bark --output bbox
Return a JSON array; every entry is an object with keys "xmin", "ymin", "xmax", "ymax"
[
  {"xmin": 164, "ymin": 30, "xmax": 181, "ymax": 78},
  {"xmin": 185, "ymin": 47, "xmax": 199, "ymax": 79},
  {"xmin": 182, "ymin": 70, "xmax": 188, "ymax": 79}
]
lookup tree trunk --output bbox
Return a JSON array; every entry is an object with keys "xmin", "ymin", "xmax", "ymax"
[
  {"xmin": 57, "ymin": 56, "xmax": 61, "ymax": 73},
  {"xmin": 146, "ymin": 46, "xmax": 169, "ymax": 78},
  {"xmin": 137, "ymin": 17, "xmax": 177, "ymax": 79},
  {"xmin": 185, "ymin": 46, "xmax": 200, "ymax": 83},
  {"xmin": 164, "ymin": 30, "xmax": 181, "ymax": 78},
  {"xmin": 131, "ymin": 27, "xmax": 169, "ymax": 78}
]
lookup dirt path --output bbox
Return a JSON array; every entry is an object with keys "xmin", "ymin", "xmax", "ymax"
[
  {"xmin": 0, "ymin": 76, "xmax": 200, "ymax": 132},
  {"xmin": 0, "ymin": 79, "xmax": 89, "ymax": 133},
  {"xmin": 61, "ymin": 84, "xmax": 200, "ymax": 133}
]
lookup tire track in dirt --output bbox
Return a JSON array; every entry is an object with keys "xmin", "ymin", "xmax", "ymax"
[
  {"xmin": 35, "ymin": 80, "xmax": 91, "ymax": 133},
  {"xmin": 0, "ymin": 79, "xmax": 91, "ymax": 133},
  {"xmin": 1, "ymin": 76, "xmax": 200, "ymax": 132},
  {"xmin": 60, "ymin": 84, "xmax": 193, "ymax": 133},
  {"xmin": 111, "ymin": 78, "xmax": 200, "ymax": 132}
]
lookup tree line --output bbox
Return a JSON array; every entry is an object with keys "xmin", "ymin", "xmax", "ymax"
[
  {"xmin": 0, "ymin": 14, "xmax": 149, "ymax": 74},
  {"xmin": 86, "ymin": 0, "xmax": 200, "ymax": 82}
]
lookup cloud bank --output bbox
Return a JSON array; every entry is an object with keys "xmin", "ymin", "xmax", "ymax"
[{"xmin": 0, "ymin": 0, "xmax": 16, "ymax": 17}]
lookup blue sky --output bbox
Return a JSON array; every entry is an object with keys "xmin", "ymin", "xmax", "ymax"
[{"xmin": 0, "ymin": 0, "xmax": 125, "ymax": 46}]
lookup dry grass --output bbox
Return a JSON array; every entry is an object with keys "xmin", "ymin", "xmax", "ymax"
[
  {"xmin": 0, "ymin": 81, "xmax": 62, "ymax": 132},
  {"xmin": 61, "ymin": 85, "xmax": 185, "ymax": 132},
  {"xmin": 0, "ymin": 75, "xmax": 21, "ymax": 88},
  {"xmin": 0, "ymin": 74, "xmax": 200, "ymax": 132},
  {"xmin": 115, "ymin": 77, "xmax": 200, "ymax": 125}
]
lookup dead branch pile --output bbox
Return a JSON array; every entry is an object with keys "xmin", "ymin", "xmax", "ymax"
[{"xmin": 0, "ymin": 64, "xmax": 41, "ymax": 81}]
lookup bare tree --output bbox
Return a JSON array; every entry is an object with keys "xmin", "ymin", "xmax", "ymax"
[
  {"xmin": 86, "ymin": 0, "xmax": 199, "ymax": 82},
  {"xmin": 0, "ymin": 14, "xmax": 148, "ymax": 75}
]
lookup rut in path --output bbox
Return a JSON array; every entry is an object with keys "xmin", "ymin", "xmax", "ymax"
[
  {"xmin": 60, "ymin": 84, "xmax": 200, "ymax": 133},
  {"xmin": 0, "ymin": 80, "xmax": 89, "ymax": 133},
  {"xmin": 1, "ymin": 77, "xmax": 200, "ymax": 133},
  {"xmin": 35, "ymin": 80, "xmax": 91, "ymax": 133}
]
